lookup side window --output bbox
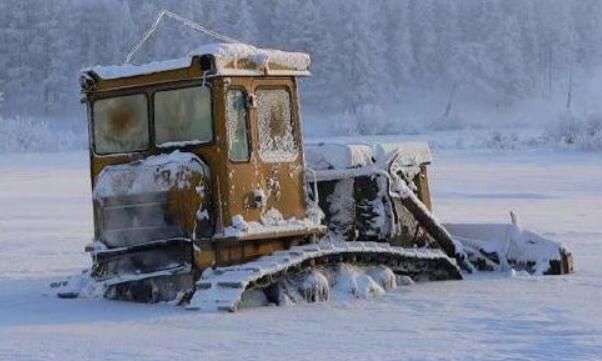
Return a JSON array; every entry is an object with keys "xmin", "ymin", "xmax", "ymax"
[
  {"xmin": 154, "ymin": 86, "xmax": 213, "ymax": 146},
  {"xmin": 256, "ymin": 88, "xmax": 297, "ymax": 162},
  {"xmin": 226, "ymin": 89, "xmax": 250, "ymax": 161},
  {"xmin": 93, "ymin": 94, "xmax": 149, "ymax": 154}
]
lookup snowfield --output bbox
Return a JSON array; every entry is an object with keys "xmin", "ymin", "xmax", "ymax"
[{"xmin": 1, "ymin": 148, "xmax": 601, "ymax": 361}]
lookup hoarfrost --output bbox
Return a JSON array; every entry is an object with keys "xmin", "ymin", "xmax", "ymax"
[
  {"xmin": 325, "ymin": 178, "xmax": 355, "ymax": 240},
  {"xmin": 257, "ymin": 89, "xmax": 298, "ymax": 162}
]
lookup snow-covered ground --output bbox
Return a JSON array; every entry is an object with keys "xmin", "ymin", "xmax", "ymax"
[{"xmin": 1, "ymin": 147, "xmax": 601, "ymax": 361}]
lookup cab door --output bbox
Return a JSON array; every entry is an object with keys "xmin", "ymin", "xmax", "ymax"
[
  {"xmin": 222, "ymin": 78, "xmax": 258, "ymax": 225},
  {"xmin": 250, "ymin": 77, "xmax": 306, "ymax": 221},
  {"xmin": 222, "ymin": 77, "xmax": 306, "ymax": 227}
]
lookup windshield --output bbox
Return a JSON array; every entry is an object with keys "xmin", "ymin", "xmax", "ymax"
[
  {"xmin": 154, "ymin": 86, "xmax": 213, "ymax": 147},
  {"xmin": 93, "ymin": 94, "xmax": 149, "ymax": 154}
]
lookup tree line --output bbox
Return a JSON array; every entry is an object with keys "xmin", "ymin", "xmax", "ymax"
[{"xmin": 0, "ymin": 0, "xmax": 600, "ymax": 123}]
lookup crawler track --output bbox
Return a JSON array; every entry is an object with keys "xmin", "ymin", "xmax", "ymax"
[{"xmin": 187, "ymin": 241, "xmax": 462, "ymax": 312}]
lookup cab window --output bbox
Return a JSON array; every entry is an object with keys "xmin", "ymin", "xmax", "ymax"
[
  {"xmin": 226, "ymin": 89, "xmax": 250, "ymax": 161},
  {"xmin": 256, "ymin": 88, "xmax": 297, "ymax": 162},
  {"xmin": 154, "ymin": 86, "xmax": 213, "ymax": 147},
  {"xmin": 93, "ymin": 94, "xmax": 149, "ymax": 154}
]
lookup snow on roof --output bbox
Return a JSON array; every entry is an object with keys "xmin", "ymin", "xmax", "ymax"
[
  {"xmin": 304, "ymin": 142, "xmax": 432, "ymax": 171},
  {"xmin": 84, "ymin": 43, "xmax": 311, "ymax": 80}
]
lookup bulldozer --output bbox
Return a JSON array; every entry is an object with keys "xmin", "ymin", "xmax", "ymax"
[{"xmin": 57, "ymin": 40, "xmax": 572, "ymax": 312}]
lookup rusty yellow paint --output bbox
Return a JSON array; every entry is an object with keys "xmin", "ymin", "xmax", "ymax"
[{"xmin": 85, "ymin": 61, "xmax": 318, "ymax": 273}]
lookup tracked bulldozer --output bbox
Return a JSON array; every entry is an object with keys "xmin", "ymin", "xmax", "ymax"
[{"xmin": 57, "ymin": 41, "xmax": 572, "ymax": 312}]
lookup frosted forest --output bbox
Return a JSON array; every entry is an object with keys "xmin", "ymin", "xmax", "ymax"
[{"xmin": 1, "ymin": 0, "xmax": 602, "ymax": 151}]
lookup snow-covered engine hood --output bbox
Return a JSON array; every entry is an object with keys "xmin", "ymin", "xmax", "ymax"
[{"xmin": 93, "ymin": 151, "xmax": 210, "ymax": 248}]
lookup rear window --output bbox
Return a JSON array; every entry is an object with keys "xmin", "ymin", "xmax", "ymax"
[
  {"xmin": 256, "ymin": 88, "xmax": 298, "ymax": 162},
  {"xmin": 154, "ymin": 86, "xmax": 213, "ymax": 147},
  {"xmin": 93, "ymin": 94, "xmax": 149, "ymax": 154}
]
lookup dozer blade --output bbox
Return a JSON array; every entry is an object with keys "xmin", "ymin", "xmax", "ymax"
[
  {"xmin": 445, "ymin": 222, "xmax": 573, "ymax": 275},
  {"xmin": 186, "ymin": 241, "xmax": 462, "ymax": 312}
]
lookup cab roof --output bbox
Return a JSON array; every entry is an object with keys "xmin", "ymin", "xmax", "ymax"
[{"xmin": 83, "ymin": 43, "xmax": 312, "ymax": 82}]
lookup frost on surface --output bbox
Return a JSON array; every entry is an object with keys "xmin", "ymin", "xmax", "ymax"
[
  {"xmin": 93, "ymin": 94, "xmax": 149, "ymax": 154},
  {"xmin": 256, "ymin": 89, "xmax": 298, "ymax": 162},
  {"xmin": 92, "ymin": 151, "xmax": 210, "ymax": 248},
  {"xmin": 325, "ymin": 178, "xmax": 355, "ymax": 240},
  {"xmin": 93, "ymin": 151, "xmax": 206, "ymax": 200},
  {"xmin": 154, "ymin": 86, "xmax": 213, "ymax": 147}
]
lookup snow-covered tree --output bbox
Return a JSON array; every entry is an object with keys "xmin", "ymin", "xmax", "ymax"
[{"xmin": 1, "ymin": 0, "xmax": 602, "ymax": 135}]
